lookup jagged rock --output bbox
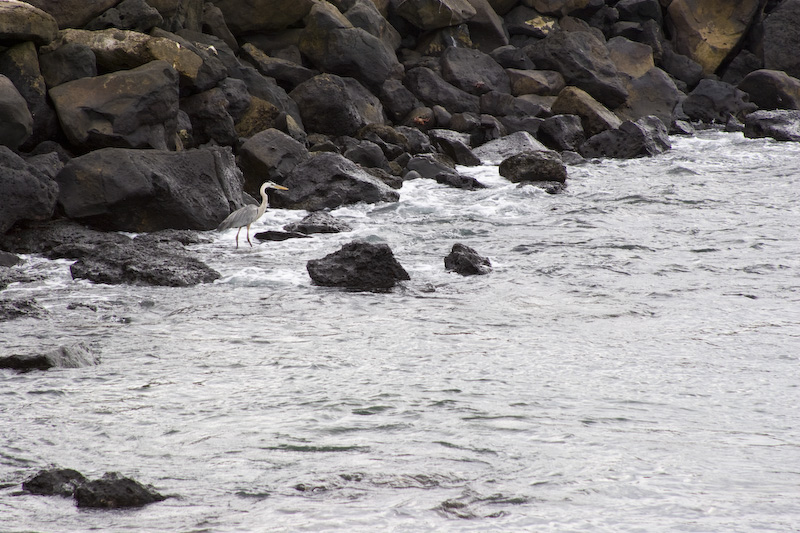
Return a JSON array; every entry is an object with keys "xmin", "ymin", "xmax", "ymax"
[
  {"xmin": 290, "ymin": 74, "xmax": 385, "ymax": 136},
  {"xmin": 435, "ymin": 172, "xmax": 487, "ymax": 190},
  {"xmin": 150, "ymin": 27, "xmax": 229, "ymax": 92},
  {"xmin": 523, "ymin": 30, "xmax": 628, "ymax": 109},
  {"xmin": 538, "ymin": 114, "xmax": 585, "ymax": 151},
  {"xmin": 682, "ymin": 79, "xmax": 757, "ymax": 123},
  {"xmin": 721, "ymin": 49, "xmax": 763, "ymax": 86},
  {"xmin": 395, "ymin": 0, "xmax": 477, "ymax": 30},
  {"xmin": 606, "ymin": 36, "xmax": 654, "ymax": 79},
  {"xmin": 404, "ymin": 67, "xmax": 481, "ymax": 114},
  {"xmin": 472, "ymin": 131, "xmax": 550, "ymax": 164},
  {"xmin": 479, "ymin": 91, "xmax": 545, "ymax": 118},
  {"xmin": 85, "ymin": 0, "xmax": 163, "ymax": 32},
  {"xmin": 283, "ymin": 212, "xmax": 352, "ymax": 234},
  {"xmin": 406, "ymin": 153, "xmax": 458, "ymax": 179},
  {"xmin": 505, "ymin": 6, "xmax": 559, "ymax": 38},
  {"xmin": 23, "ymin": 0, "xmax": 118, "ymax": 29},
  {"xmin": 0, "ymin": 75, "xmax": 33, "ymax": 150},
  {"xmin": 55, "ymin": 147, "xmax": 246, "ymax": 232},
  {"xmin": 499, "ymin": 150, "xmax": 567, "ymax": 183},
  {"xmin": 616, "ymin": 0, "xmax": 662, "ymax": 24},
  {"xmin": 490, "ymin": 45, "xmax": 535, "ymax": 70},
  {"xmin": 49, "ymin": 60, "xmax": 179, "ymax": 152},
  {"xmin": 74, "ymin": 472, "xmax": 166, "ymax": 509},
  {"xmin": 579, "ymin": 115, "xmax": 670, "ymax": 159},
  {"xmin": 743, "ymin": 110, "xmax": 800, "ymax": 142},
  {"xmin": 217, "ymin": 77, "xmax": 251, "ymax": 123},
  {"xmin": 211, "ymin": 0, "xmax": 313, "ymax": 34},
  {"xmin": 298, "ymin": 2, "xmax": 401, "ymax": 89},
  {"xmin": 0, "ymin": 0, "xmax": 58, "ymax": 45},
  {"xmin": 738, "ymin": 70, "xmax": 800, "ymax": 111},
  {"xmin": 0, "ymin": 146, "xmax": 58, "ymax": 234},
  {"xmin": 666, "ymin": 0, "xmax": 761, "ymax": 75},
  {"xmin": 762, "ymin": 0, "xmax": 800, "ymax": 79},
  {"xmin": 306, "ymin": 241, "xmax": 409, "ymax": 290},
  {"xmin": 342, "ymin": 0, "xmax": 402, "ymax": 52},
  {"xmin": 440, "ymin": 46, "xmax": 510, "ymax": 95},
  {"xmin": 551, "ymin": 86, "xmax": 622, "ymax": 137},
  {"xmin": 234, "ymin": 66, "xmax": 305, "ymax": 133},
  {"xmin": 0, "ymin": 344, "xmax": 100, "ymax": 372},
  {"xmin": 344, "ymin": 140, "xmax": 389, "ymax": 170},
  {"xmin": 464, "ymin": 0, "xmax": 510, "ymax": 52},
  {"xmin": 0, "ymin": 220, "xmax": 130, "ymax": 258},
  {"xmin": 201, "ymin": 2, "xmax": 238, "ymax": 51},
  {"xmin": 23, "ymin": 469, "xmax": 87, "ymax": 497},
  {"xmin": 428, "ymin": 129, "xmax": 480, "ymax": 166},
  {"xmin": 238, "ymin": 129, "xmax": 309, "ymax": 197},
  {"xmin": 179, "ymin": 87, "xmax": 237, "ymax": 147},
  {"xmin": 659, "ymin": 47, "xmax": 704, "ymax": 89},
  {"xmin": 240, "ymin": 43, "xmax": 317, "ymax": 90},
  {"xmin": 444, "ymin": 243, "xmax": 491, "ymax": 275},
  {"xmin": 269, "ymin": 152, "xmax": 399, "ymax": 211},
  {"xmin": 38, "ymin": 43, "xmax": 97, "ymax": 89},
  {"xmin": 379, "ymin": 79, "xmax": 423, "ymax": 122},
  {"xmin": 0, "ymin": 298, "xmax": 46, "ymax": 321},
  {"xmin": 616, "ymin": 67, "xmax": 683, "ymax": 125},
  {"xmin": 253, "ymin": 230, "xmax": 310, "ymax": 241},
  {"xmin": 507, "ymin": 69, "xmax": 565, "ymax": 97}
]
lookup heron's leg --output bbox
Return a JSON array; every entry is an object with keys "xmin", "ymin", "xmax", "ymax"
[
  {"xmin": 235, "ymin": 227, "xmax": 242, "ymax": 248},
  {"xmin": 246, "ymin": 224, "xmax": 253, "ymax": 246}
]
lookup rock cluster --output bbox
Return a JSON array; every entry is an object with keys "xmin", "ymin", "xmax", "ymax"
[
  {"xmin": 1, "ymin": 0, "xmax": 800, "ymax": 287},
  {"xmin": 23, "ymin": 468, "xmax": 166, "ymax": 509}
]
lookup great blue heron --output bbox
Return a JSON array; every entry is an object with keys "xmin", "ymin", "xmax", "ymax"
[{"xmin": 217, "ymin": 181, "xmax": 288, "ymax": 248}]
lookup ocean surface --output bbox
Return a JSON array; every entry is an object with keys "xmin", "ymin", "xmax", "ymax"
[{"xmin": 1, "ymin": 130, "xmax": 799, "ymax": 532}]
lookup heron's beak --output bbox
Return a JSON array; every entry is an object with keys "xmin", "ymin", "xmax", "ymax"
[{"xmin": 274, "ymin": 184, "xmax": 289, "ymax": 190}]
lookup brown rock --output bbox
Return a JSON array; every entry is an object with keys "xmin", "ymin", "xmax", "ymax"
[{"xmin": 551, "ymin": 86, "xmax": 622, "ymax": 137}]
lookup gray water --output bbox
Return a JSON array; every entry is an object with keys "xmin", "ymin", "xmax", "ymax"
[{"xmin": 2, "ymin": 130, "xmax": 799, "ymax": 532}]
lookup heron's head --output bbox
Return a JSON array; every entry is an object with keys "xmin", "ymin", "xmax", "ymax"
[{"xmin": 262, "ymin": 181, "xmax": 289, "ymax": 192}]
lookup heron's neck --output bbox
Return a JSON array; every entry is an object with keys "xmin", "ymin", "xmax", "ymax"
[{"xmin": 258, "ymin": 190, "xmax": 269, "ymax": 215}]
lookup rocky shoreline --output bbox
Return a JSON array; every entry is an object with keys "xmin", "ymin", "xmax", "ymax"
[{"xmin": 2, "ymin": 0, "xmax": 800, "ymax": 289}]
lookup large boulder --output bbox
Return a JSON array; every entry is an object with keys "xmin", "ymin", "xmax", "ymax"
[
  {"xmin": 440, "ymin": 46, "xmax": 510, "ymax": 95},
  {"xmin": 238, "ymin": 128, "xmax": 309, "ymax": 197},
  {"xmin": 49, "ymin": 60, "xmax": 179, "ymax": 152},
  {"xmin": 743, "ymin": 110, "xmax": 800, "ymax": 142},
  {"xmin": 0, "ymin": 146, "xmax": 58, "ymax": 234},
  {"xmin": 0, "ymin": 0, "xmax": 58, "ymax": 44},
  {"xmin": 298, "ymin": 2, "xmax": 400, "ymax": 89},
  {"xmin": 74, "ymin": 472, "xmax": 166, "ymax": 508},
  {"xmin": 682, "ymin": 79, "xmax": 757, "ymax": 123},
  {"xmin": 55, "ymin": 147, "xmax": 246, "ymax": 232},
  {"xmin": 38, "ymin": 43, "xmax": 98, "ymax": 88},
  {"xmin": 395, "ymin": 0, "xmax": 477, "ymax": 30},
  {"xmin": 538, "ymin": 114, "xmax": 585, "ymax": 152},
  {"xmin": 762, "ymin": 0, "xmax": 800, "ymax": 79},
  {"xmin": 498, "ymin": 150, "xmax": 568, "ymax": 183},
  {"xmin": 551, "ymin": 86, "xmax": 622, "ymax": 137},
  {"xmin": 525, "ymin": 0, "xmax": 591, "ymax": 17},
  {"xmin": 23, "ymin": 469, "xmax": 87, "ymax": 497},
  {"xmin": 523, "ymin": 30, "xmax": 628, "ymax": 109},
  {"xmin": 0, "ymin": 298, "xmax": 46, "ymax": 321},
  {"xmin": 269, "ymin": 152, "xmax": 399, "ymax": 211},
  {"xmin": 0, "ymin": 75, "xmax": 33, "ymax": 150},
  {"xmin": 342, "ymin": 0, "xmax": 402, "ymax": 52},
  {"xmin": 507, "ymin": 69, "xmax": 565, "ymax": 97},
  {"xmin": 289, "ymin": 74, "xmax": 385, "ymax": 136},
  {"xmin": 606, "ymin": 36, "xmax": 654, "ymax": 79},
  {"xmin": 666, "ymin": 0, "xmax": 761, "ymax": 75},
  {"xmin": 472, "ymin": 131, "xmax": 551, "ymax": 164},
  {"xmin": 306, "ymin": 241, "xmax": 410, "ymax": 290},
  {"xmin": 404, "ymin": 67, "xmax": 481, "ymax": 114},
  {"xmin": 616, "ymin": 67, "xmax": 683, "ymax": 125},
  {"xmin": 579, "ymin": 115, "xmax": 670, "ymax": 159},
  {"xmin": 444, "ymin": 243, "xmax": 491, "ymax": 275},
  {"xmin": 464, "ymin": 0, "xmax": 509, "ymax": 52},
  {"xmin": 239, "ymin": 43, "xmax": 317, "ymax": 90},
  {"xmin": 738, "ymin": 70, "xmax": 800, "ymax": 111},
  {"xmin": 210, "ymin": 0, "xmax": 313, "ymax": 34},
  {"xmin": 179, "ymin": 87, "xmax": 237, "ymax": 147},
  {"xmin": 23, "ymin": 0, "xmax": 119, "ymax": 29},
  {"xmin": 85, "ymin": 0, "xmax": 164, "ymax": 32}
]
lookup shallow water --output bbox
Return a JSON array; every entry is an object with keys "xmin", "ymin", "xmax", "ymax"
[{"xmin": 2, "ymin": 131, "xmax": 799, "ymax": 532}]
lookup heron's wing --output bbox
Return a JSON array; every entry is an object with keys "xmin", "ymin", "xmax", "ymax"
[{"xmin": 217, "ymin": 204, "xmax": 258, "ymax": 231}]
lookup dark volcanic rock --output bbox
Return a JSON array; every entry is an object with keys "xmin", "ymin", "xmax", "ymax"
[
  {"xmin": 74, "ymin": 472, "xmax": 166, "ymax": 509},
  {"xmin": 0, "ymin": 146, "xmax": 58, "ymax": 235},
  {"xmin": 38, "ymin": 43, "xmax": 97, "ymax": 88},
  {"xmin": 428, "ymin": 129, "xmax": 481, "ymax": 166},
  {"xmin": 404, "ymin": 67, "xmax": 481, "ymax": 114},
  {"xmin": 762, "ymin": 0, "xmax": 800, "ymax": 79},
  {"xmin": 682, "ymin": 79, "xmax": 757, "ymax": 123},
  {"xmin": 440, "ymin": 46, "xmax": 510, "ymax": 95},
  {"xmin": 23, "ymin": 469, "xmax": 87, "ymax": 497},
  {"xmin": 0, "ymin": 220, "xmax": 130, "ymax": 258},
  {"xmin": 290, "ymin": 74, "xmax": 385, "ymax": 136},
  {"xmin": 499, "ymin": 151, "xmax": 568, "ymax": 183},
  {"xmin": 0, "ymin": 298, "xmax": 46, "ymax": 322},
  {"xmin": 84, "ymin": 0, "xmax": 163, "ymax": 32},
  {"xmin": 0, "ymin": 344, "xmax": 99, "ymax": 372},
  {"xmin": 444, "ymin": 243, "xmax": 492, "ymax": 275},
  {"xmin": 435, "ymin": 172, "xmax": 487, "ymax": 190},
  {"xmin": 283, "ymin": 212, "xmax": 352, "ymax": 234},
  {"xmin": 743, "ymin": 110, "xmax": 800, "ymax": 142},
  {"xmin": 269, "ymin": 152, "xmax": 399, "ymax": 211},
  {"xmin": 238, "ymin": 128, "xmax": 309, "ymax": 197},
  {"xmin": 307, "ymin": 241, "xmax": 410, "ymax": 290},
  {"xmin": 253, "ymin": 230, "xmax": 310, "ymax": 241},
  {"xmin": 737, "ymin": 70, "xmax": 800, "ymax": 111},
  {"xmin": 0, "ymin": 74, "xmax": 33, "ymax": 150},
  {"xmin": 472, "ymin": 131, "xmax": 551, "ymax": 165},
  {"xmin": 580, "ymin": 115, "xmax": 670, "ymax": 159}
]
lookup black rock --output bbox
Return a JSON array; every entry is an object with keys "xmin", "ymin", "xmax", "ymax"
[
  {"xmin": 580, "ymin": 115, "xmax": 670, "ymax": 159},
  {"xmin": 74, "ymin": 472, "xmax": 166, "ymax": 509},
  {"xmin": 682, "ymin": 79, "xmax": 757, "ymax": 123},
  {"xmin": 743, "ymin": 110, "xmax": 800, "ymax": 142},
  {"xmin": 435, "ymin": 172, "xmax": 487, "ymax": 190},
  {"xmin": 253, "ymin": 230, "xmax": 311, "ymax": 241},
  {"xmin": 23, "ymin": 469, "xmax": 87, "ymax": 497},
  {"xmin": 283, "ymin": 212, "xmax": 352, "ymax": 234},
  {"xmin": 444, "ymin": 243, "xmax": 492, "ymax": 276},
  {"xmin": 0, "ymin": 298, "xmax": 46, "ymax": 322},
  {"xmin": 0, "ymin": 344, "xmax": 99, "ymax": 372},
  {"xmin": 307, "ymin": 241, "xmax": 410, "ymax": 290},
  {"xmin": 499, "ymin": 151, "xmax": 568, "ymax": 183}
]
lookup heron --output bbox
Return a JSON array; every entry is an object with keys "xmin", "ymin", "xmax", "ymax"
[{"xmin": 217, "ymin": 181, "xmax": 288, "ymax": 248}]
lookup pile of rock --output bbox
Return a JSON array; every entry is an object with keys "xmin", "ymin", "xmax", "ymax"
[{"xmin": 1, "ymin": 0, "xmax": 800, "ymax": 273}]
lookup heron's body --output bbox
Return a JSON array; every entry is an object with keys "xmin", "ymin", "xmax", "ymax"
[{"xmin": 217, "ymin": 181, "xmax": 288, "ymax": 247}]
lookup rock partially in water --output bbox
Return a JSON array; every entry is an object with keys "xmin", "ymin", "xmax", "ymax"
[
  {"xmin": 283, "ymin": 212, "xmax": 352, "ymax": 234},
  {"xmin": 434, "ymin": 172, "xmax": 487, "ymax": 190},
  {"xmin": 743, "ymin": 110, "xmax": 800, "ymax": 142},
  {"xmin": 472, "ymin": 131, "xmax": 550, "ymax": 165},
  {"xmin": 253, "ymin": 230, "xmax": 310, "ymax": 241},
  {"xmin": 23, "ymin": 468, "xmax": 87, "ymax": 497},
  {"xmin": 74, "ymin": 472, "xmax": 166, "ymax": 509},
  {"xmin": 580, "ymin": 115, "xmax": 671, "ymax": 159},
  {"xmin": 307, "ymin": 241, "xmax": 410, "ymax": 290},
  {"xmin": 0, "ymin": 250, "xmax": 21, "ymax": 267},
  {"xmin": 444, "ymin": 243, "xmax": 492, "ymax": 276},
  {"xmin": 0, "ymin": 343, "xmax": 99, "ymax": 372},
  {"xmin": 682, "ymin": 79, "xmax": 757, "ymax": 123},
  {"xmin": 0, "ymin": 298, "xmax": 46, "ymax": 322},
  {"xmin": 499, "ymin": 151, "xmax": 567, "ymax": 184}
]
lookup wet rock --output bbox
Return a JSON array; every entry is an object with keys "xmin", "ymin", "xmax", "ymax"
[
  {"xmin": 762, "ymin": 0, "xmax": 800, "ymax": 79},
  {"xmin": 0, "ymin": 220, "xmax": 130, "ymax": 258},
  {"xmin": 23, "ymin": 469, "xmax": 87, "ymax": 497},
  {"xmin": 738, "ymin": 70, "xmax": 800, "ymax": 111},
  {"xmin": 580, "ymin": 115, "xmax": 670, "ymax": 159},
  {"xmin": 721, "ymin": 49, "xmax": 763, "ymax": 86},
  {"xmin": 270, "ymin": 152, "xmax": 399, "ymax": 211},
  {"xmin": 212, "ymin": 0, "xmax": 313, "ymax": 35},
  {"xmin": 0, "ymin": 251, "xmax": 20, "ymax": 268},
  {"xmin": 290, "ymin": 74, "xmax": 385, "ymax": 136},
  {"xmin": 682, "ymin": 79, "xmax": 757, "ymax": 123},
  {"xmin": 499, "ymin": 151, "xmax": 567, "ymax": 183},
  {"xmin": 85, "ymin": 0, "xmax": 163, "ymax": 32},
  {"xmin": 472, "ymin": 131, "xmax": 550, "ymax": 165},
  {"xmin": 444, "ymin": 243, "xmax": 492, "ymax": 275},
  {"xmin": 283, "ymin": 212, "xmax": 352, "ymax": 234},
  {"xmin": 538, "ymin": 114, "xmax": 585, "ymax": 152},
  {"xmin": 55, "ymin": 146, "xmax": 246, "ymax": 232},
  {"xmin": 0, "ymin": 0, "xmax": 58, "ymax": 45},
  {"xmin": 238, "ymin": 129, "xmax": 309, "ymax": 198},
  {"xmin": 74, "ymin": 472, "xmax": 166, "ymax": 509},
  {"xmin": 0, "ymin": 298, "xmax": 46, "ymax": 321},
  {"xmin": 523, "ymin": 30, "xmax": 628, "ymax": 109},
  {"xmin": 428, "ymin": 129, "xmax": 481, "ymax": 166},
  {"xmin": 743, "ymin": 110, "xmax": 800, "ymax": 142},
  {"xmin": 395, "ymin": 0, "xmax": 476, "ymax": 30},
  {"xmin": 435, "ymin": 172, "xmax": 486, "ymax": 190},
  {"xmin": 0, "ymin": 343, "xmax": 100, "ymax": 372},
  {"xmin": 307, "ymin": 241, "xmax": 410, "ymax": 290},
  {"xmin": 404, "ymin": 67, "xmax": 481, "ymax": 115},
  {"xmin": 342, "ymin": 0, "xmax": 402, "ymax": 52},
  {"xmin": 551, "ymin": 86, "xmax": 622, "ymax": 137},
  {"xmin": 253, "ymin": 230, "xmax": 310, "ymax": 241},
  {"xmin": 49, "ymin": 60, "xmax": 179, "ymax": 152},
  {"xmin": 440, "ymin": 47, "xmax": 510, "ymax": 95},
  {"xmin": 0, "ymin": 75, "xmax": 33, "ymax": 151},
  {"xmin": 666, "ymin": 0, "xmax": 762, "ymax": 75},
  {"xmin": 406, "ymin": 153, "xmax": 457, "ymax": 179},
  {"xmin": 0, "ymin": 146, "xmax": 58, "ymax": 235},
  {"xmin": 298, "ymin": 1, "xmax": 401, "ymax": 90}
]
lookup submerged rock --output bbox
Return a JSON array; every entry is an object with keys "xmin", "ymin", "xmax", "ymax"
[
  {"xmin": 444, "ymin": 243, "xmax": 492, "ymax": 275},
  {"xmin": 0, "ymin": 343, "xmax": 99, "ymax": 372},
  {"xmin": 23, "ymin": 468, "xmax": 87, "ymax": 497},
  {"xmin": 743, "ymin": 110, "xmax": 800, "ymax": 142},
  {"xmin": 74, "ymin": 472, "xmax": 166, "ymax": 509},
  {"xmin": 307, "ymin": 241, "xmax": 410, "ymax": 290},
  {"xmin": 0, "ymin": 298, "xmax": 46, "ymax": 322}
]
